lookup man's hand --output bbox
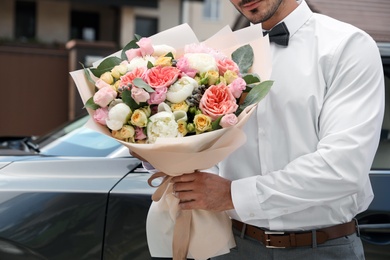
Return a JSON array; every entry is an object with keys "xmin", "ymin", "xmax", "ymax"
[{"xmin": 171, "ymin": 172, "xmax": 234, "ymax": 211}]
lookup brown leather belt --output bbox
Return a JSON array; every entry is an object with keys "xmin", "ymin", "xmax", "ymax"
[{"xmin": 232, "ymin": 219, "xmax": 357, "ymax": 248}]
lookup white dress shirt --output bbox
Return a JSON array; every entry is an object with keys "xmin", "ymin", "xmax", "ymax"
[{"xmin": 218, "ymin": 0, "xmax": 385, "ymax": 231}]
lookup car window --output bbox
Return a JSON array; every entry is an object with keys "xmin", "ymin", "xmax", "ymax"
[{"xmin": 371, "ymin": 45, "xmax": 390, "ymax": 170}]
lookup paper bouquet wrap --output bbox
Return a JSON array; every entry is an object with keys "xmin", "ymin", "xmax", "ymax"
[{"xmin": 70, "ymin": 23, "xmax": 271, "ymax": 260}]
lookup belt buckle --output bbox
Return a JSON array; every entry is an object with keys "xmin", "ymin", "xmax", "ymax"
[{"xmin": 264, "ymin": 231, "xmax": 285, "ymax": 248}]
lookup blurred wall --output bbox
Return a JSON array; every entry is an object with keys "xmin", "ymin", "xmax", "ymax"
[{"xmin": 0, "ymin": 46, "xmax": 69, "ymax": 136}]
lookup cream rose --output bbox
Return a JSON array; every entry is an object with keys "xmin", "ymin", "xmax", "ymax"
[
  {"xmin": 194, "ymin": 114, "xmax": 212, "ymax": 133},
  {"xmin": 111, "ymin": 64, "xmax": 128, "ymax": 79},
  {"xmin": 112, "ymin": 125, "xmax": 135, "ymax": 142},
  {"xmin": 130, "ymin": 108, "xmax": 149, "ymax": 127},
  {"xmin": 166, "ymin": 76, "xmax": 198, "ymax": 103},
  {"xmin": 170, "ymin": 101, "xmax": 189, "ymax": 112}
]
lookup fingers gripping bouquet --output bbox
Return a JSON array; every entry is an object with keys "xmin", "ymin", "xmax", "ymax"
[{"xmin": 71, "ymin": 24, "xmax": 272, "ymax": 260}]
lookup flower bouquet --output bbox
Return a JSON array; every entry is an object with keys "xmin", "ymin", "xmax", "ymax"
[{"xmin": 70, "ymin": 23, "xmax": 272, "ymax": 260}]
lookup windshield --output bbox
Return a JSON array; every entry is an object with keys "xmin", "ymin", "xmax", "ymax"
[{"xmin": 39, "ymin": 124, "xmax": 123, "ymax": 157}]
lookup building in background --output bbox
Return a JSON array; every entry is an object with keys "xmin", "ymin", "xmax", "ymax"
[
  {"xmin": 0, "ymin": 0, "xmax": 238, "ymax": 48},
  {"xmin": 0, "ymin": 0, "xmax": 240, "ymax": 136}
]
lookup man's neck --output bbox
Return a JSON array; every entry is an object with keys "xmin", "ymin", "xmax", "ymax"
[{"xmin": 262, "ymin": 0, "xmax": 299, "ymax": 30}]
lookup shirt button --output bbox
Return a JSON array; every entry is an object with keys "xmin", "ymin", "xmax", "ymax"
[
  {"xmin": 258, "ymin": 129, "xmax": 265, "ymax": 136},
  {"xmin": 249, "ymin": 213, "xmax": 255, "ymax": 217}
]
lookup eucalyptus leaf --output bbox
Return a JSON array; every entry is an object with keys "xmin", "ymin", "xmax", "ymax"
[
  {"xmin": 232, "ymin": 44, "xmax": 254, "ymax": 74},
  {"xmin": 84, "ymin": 97, "xmax": 100, "ymax": 110},
  {"xmin": 121, "ymin": 39, "xmax": 140, "ymax": 60},
  {"xmin": 133, "ymin": 78, "xmax": 155, "ymax": 92},
  {"xmin": 237, "ymin": 80, "xmax": 273, "ymax": 115},
  {"xmin": 90, "ymin": 56, "xmax": 122, "ymax": 78},
  {"xmin": 80, "ymin": 62, "xmax": 96, "ymax": 86}
]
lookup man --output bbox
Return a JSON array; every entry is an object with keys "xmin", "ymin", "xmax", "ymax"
[{"xmin": 170, "ymin": 0, "xmax": 385, "ymax": 259}]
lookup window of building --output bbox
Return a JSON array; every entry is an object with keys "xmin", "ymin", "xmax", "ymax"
[
  {"xmin": 15, "ymin": 1, "xmax": 36, "ymax": 40},
  {"xmin": 203, "ymin": 0, "xmax": 221, "ymax": 21},
  {"xmin": 135, "ymin": 16, "xmax": 158, "ymax": 37},
  {"xmin": 71, "ymin": 11, "xmax": 100, "ymax": 41}
]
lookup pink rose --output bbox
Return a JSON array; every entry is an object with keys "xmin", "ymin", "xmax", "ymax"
[
  {"xmin": 93, "ymin": 107, "xmax": 109, "ymax": 125},
  {"xmin": 176, "ymin": 57, "xmax": 197, "ymax": 77},
  {"xmin": 125, "ymin": 38, "xmax": 154, "ymax": 61},
  {"xmin": 120, "ymin": 67, "xmax": 147, "ymax": 87},
  {"xmin": 135, "ymin": 127, "xmax": 147, "ymax": 140},
  {"xmin": 219, "ymin": 113, "xmax": 238, "ymax": 128},
  {"xmin": 199, "ymin": 84, "xmax": 238, "ymax": 120},
  {"xmin": 137, "ymin": 38, "xmax": 154, "ymax": 56},
  {"xmin": 95, "ymin": 78, "xmax": 112, "ymax": 89},
  {"xmin": 93, "ymin": 86, "xmax": 117, "ymax": 108},
  {"xmin": 125, "ymin": 48, "xmax": 141, "ymax": 61},
  {"xmin": 228, "ymin": 77, "xmax": 246, "ymax": 98},
  {"xmin": 131, "ymin": 87, "xmax": 150, "ymax": 104},
  {"xmin": 148, "ymin": 87, "xmax": 167, "ymax": 105},
  {"xmin": 145, "ymin": 66, "xmax": 180, "ymax": 89},
  {"xmin": 217, "ymin": 58, "xmax": 240, "ymax": 75}
]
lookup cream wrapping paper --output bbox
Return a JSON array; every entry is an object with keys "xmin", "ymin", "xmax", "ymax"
[{"xmin": 70, "ymin": 23, "xmax": 271, "ymax": 260}]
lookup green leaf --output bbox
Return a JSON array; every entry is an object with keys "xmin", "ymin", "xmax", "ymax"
[
  {"xmin": 212, "ymin": 116, "xmax": 223, "ymax": 131},
  {"xmin": 165, "ymin": 52, "xmax": 175, "ymax": 59},
  {"xmin": 242, "ymin": 73, "xmax": 261, "ymax": 85},
  {"xmin": 134, "ymin": 34, "xmax": 143, "ymax": 41},
  {"xmin": 147, "ymin": 61, "xmax": 154, "ymax": 69},
  {"xmin": 80, "ymin": 62, "xmax": 96, "ymax": 86},
  {"xmin": 237, "ymin": 80, "xmax": 273, "ymax": 115},
  {"xmin": 121, "ymin": 39, "xmax": 140, "ymax": 60},
  {"xmin": 232, "ymin": 44, "xmax": 254, "ymax": 74},
  {"xmin": 90, "ymin": 56, "xmax": 122, "ymax": 78},
  {"xmin": 133, "ymin": 78, "xmax": 155, "ymax": 92},
  {"xmin": 84, "ymin": 97, "xmax": 100, "ymax": 110},
  {"xmin": 122, "ymin": 89, "xmax": 142, "ymax": 111}
]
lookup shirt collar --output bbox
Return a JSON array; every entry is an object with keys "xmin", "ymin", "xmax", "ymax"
[{"xmin": 281, "ymin": 0, "xmax": 313, "ymax": 38}]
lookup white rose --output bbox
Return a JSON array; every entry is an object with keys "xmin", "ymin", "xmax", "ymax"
[
  {"xmin": 147, "ymin": 111, "xmax": 179, "ymax": 143},
  {"xmin": 185, "ymin": 53, "xmax": 218, "ymax": 74},
  {"xmin": 106, "ymin": 103, "xmax": 132, "ymax": 131},
  {"xmin": 166, "ymin": 76, "xmax": 198, "ymax": 103},
  {"xmin": 127, "ymin": 55, "xmax": 156, "ymax": 71},
  {"xmin": 153, "ymin": 44, "xmax": 176, "ymax": 57}
]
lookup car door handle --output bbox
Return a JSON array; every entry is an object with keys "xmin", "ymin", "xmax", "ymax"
[
  {"xmin": 358, "ymin": 223, "xmax": 390, "ymax": 245},
  {"xmin": 359, "ymin": 223, "xmax": 390, "ymax": 232}
]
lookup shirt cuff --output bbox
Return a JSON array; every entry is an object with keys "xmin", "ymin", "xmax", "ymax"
[{"xmin": 231, "ymin": 176, "xmax": 264, "ymax": 222}]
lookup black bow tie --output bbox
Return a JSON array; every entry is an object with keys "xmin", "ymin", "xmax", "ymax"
[{"xmin": 263, "ymin": 22, "xmax": 290, "ymax": 47}]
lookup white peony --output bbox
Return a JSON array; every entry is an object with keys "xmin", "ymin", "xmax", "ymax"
[
  {"xmin": 127, "ymin": 55, "xmax": 156, "ymax": 71},
  {"xmin": 185, "ymin": 53, "xmax": 218, "ymax": 74},
  {"xmin": 153, "ymin": 44, "xmax": 176, "ymax": 57},
  {"xmin": 106, "ymin": 103, "xmax": 132, "ymax": 131},
  {"xmin": 147, "ymin": 111, "xmax": 179, "ymax": 143},
  {"xmin": 166, "ymin": 76, "xmax": 198, "ymax": 103}
]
